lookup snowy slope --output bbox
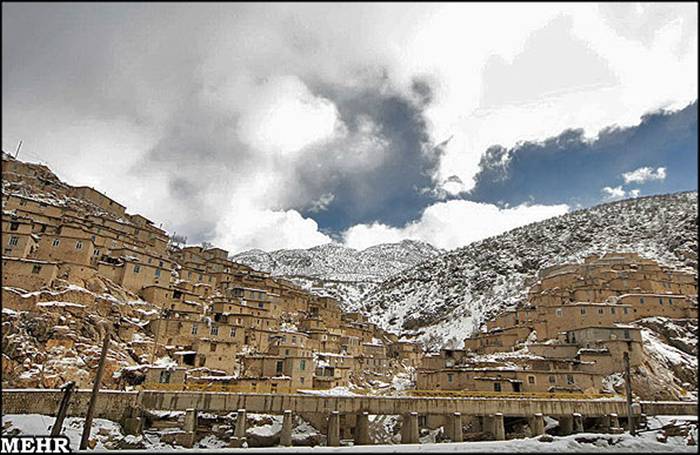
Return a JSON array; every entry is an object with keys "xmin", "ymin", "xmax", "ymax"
[
  {"xmin": 232, "ymin": 240, "xmax": 442, "ymax": 309},
  {"xmin": 359, "ymin": 192, "xmax": 698, "ymax": 350}
]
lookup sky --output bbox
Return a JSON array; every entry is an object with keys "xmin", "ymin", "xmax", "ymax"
[{"xmin": 2, "ymin": 3, "xmax": 698, "ymax": 253}]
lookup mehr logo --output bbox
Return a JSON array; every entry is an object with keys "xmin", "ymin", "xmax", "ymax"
[{"xmin": 1, "ymin": 436, "xmax": 71, "ymax": 453}]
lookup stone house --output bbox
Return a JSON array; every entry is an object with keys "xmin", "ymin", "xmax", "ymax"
[{"xmin": 2, "ymin": 257, "xmax": 59, "ymax": 291}]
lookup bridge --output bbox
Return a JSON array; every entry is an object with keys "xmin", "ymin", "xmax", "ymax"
[{"xmin": 2, "ymin": 389, "xmax": 697, "ymax": 447}]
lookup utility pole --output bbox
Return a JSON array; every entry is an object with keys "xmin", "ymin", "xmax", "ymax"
[
  {"xmin": 50, "ymin": 381, "xmax": 76, "ymax": 436},
  {"xmin": 14, "ymin": 140, "xmax": 23, "ymax": 158},
  {"xmin": 623, "ymin": 351, "xmax": 636, "ymax": 436},
  {"xmin": 80, "ymin": 330, "xmax": 111, "ymax": 450}
]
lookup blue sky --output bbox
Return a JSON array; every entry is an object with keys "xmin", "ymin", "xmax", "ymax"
[{"xmin": 2, "ymin": 3, "xmax": 698, "ymax": 252}]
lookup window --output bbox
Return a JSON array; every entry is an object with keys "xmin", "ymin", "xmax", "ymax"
[
  {"xmin": 555, "ymin": 309, "xmax": 562, "ymax": 317},
  {"xmin": 611, "ymin": 307, "xmax": 616, "ymax": 314},
  {"xmin": 566, "ymin": 374, "xmax": 575, "ymax": 385},
  {"xmin": 198, "ymin": 274, "xmax": 203, "ymax": 281},
  {"xmin": 31, "ymin": 264, "xmax": 42, "ymax": 274},
  {"xmin": 300, "ymin": 377, "xmax": 305, "ymax": 384},
  {"xmin": 300, "ymin": 359, "xmax": 306, "ymax": 371},
  {"xmin": 159, "ymin": 260, "xmax": 164, "ymax": 267},
  {"xmin": 623, "ymin": 308, "xmax": 629, "ymax": 314},
  {"xmin": 159, "ymin": 370, "xmax": 171, "ymax": 384},
  {"xmin": 155, "ymin": 268, "xmax": 161, "ymax": 277},
  {"xmin": 659, "ymin": 298, "xmax": 663, "ymax": 305},
  {"xmin": 285, "ymin": 349, "xmax": 290, "ymax": 356},
  {"xmin": 191, "ymin": 324, "xmax": 198, "ymax": 335},
  {"xmin": 598, "ymin": 308, "xmax": 604, "ymax": 314},
  {"xmin": 623, "ymin": 329, "xmax": 630, "ymax": 339},
  {"xmin": 210, "ymin": 326, "xmax": 219, "ymax": 336},
  {"xmin": 91, "ymin": 235, "xmax": 96, "ymax": 242},
  {"xmin": 8, "ymin": 236, "xmax": 18, "ymax": 246},
  {"xmin": 10, "ymin": 222, "xmax": 19, "ymax": 231},
  {"xmin": 230, "ymin": 327, "xmax": 236, "ymax": 337},
  {"xmin": 276, "ymin": 360, "xmax": 284, "ymax": 374},
  {"xmin": 258, "ymin": 302, "xmax": 264, "ymax": 309},
  {"xmin": 494, "ymin": 383, "xmax": 502, "ymax": 392},
  {"xmin": 640, "ymin": 297, "xmax": 645, "ymax": 304},
  {"xmin": 173, "ymin": 290, "xmax": 183, "ymax": 299},
  {"xmin": 210, "ymin": 343, "xmax": 217, "ymax": 352},
  {"xmin": 134, "ymin": 265, "xmax": 141, "ymax": 273},
  {"xmin": 292, "ymin": 336, "xmax": 297, "ymax": 344},
  {"xmin": 447, "ymin": 373, "xmax": 453, "ymax": 383},
  {"xmin": 580, "ymin": 308, "xmax": 586, "ymax": 315},
  {"xmin": 528, "ymin": 375, "xmax": 535, "ymax": 384},
  {"xmin": 548, "ymin": 375, "xmax": 556, "ymax": 384},
  {"xmin": 75, "ymin": 240, "xmax": 83, "ymax": 250},
  {"xmin": 668, "ymin": 298, "xmax": 673, "ymax": 305}
]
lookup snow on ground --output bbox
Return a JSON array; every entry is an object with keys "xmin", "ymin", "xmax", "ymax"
[
  {"xmin": 2, "ymin": 414, "xmax": 696, "ymax": 452},
  {"xmin": 297, "ymin": 387, "xmax": 360, "ymax": 396},
  {"xmin": 642, "ymin": 329, "xmax": 698, "ymax": 369}
]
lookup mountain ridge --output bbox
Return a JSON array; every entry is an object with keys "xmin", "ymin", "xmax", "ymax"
[{"xmin": 358, "ymin": 191, "xmax": 698, "ymax": 350}]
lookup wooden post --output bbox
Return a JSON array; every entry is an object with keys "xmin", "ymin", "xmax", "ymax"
[
  {"xmin": 79, "ymin": 331, "xmax": 111, "ymax": 450},
  {"xmin": 50, "ymin": 381, "xmax": 75, "ymax": 436},
  {"xmin": 623, "ymin": 351, "xmax": 636, "ymax": 436}
]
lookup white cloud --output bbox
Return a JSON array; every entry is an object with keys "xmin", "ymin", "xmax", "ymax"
[
  {"xmin": 308, "ymin": 193, "xmax": 335, "ymax": 213},
  {"xmin": 236, "ymin": 75, "xmax": 343, "ymax": 155},
  {"xmin": 2, "ymin": 4, "xmax": 696, "ymax": 251},
  {"xmin": 343, "ymin": 199, "xmax": 569, "ymax": 250},
  {"xmin": 629, "ymin": 189, "xmax": 641, "ymax": 197},
  {"xmin": 214, "ymin": 200, "xmax": 331, "ymax": 253},
  {"xmin": 601, "ymin": 185, "xmax": 627, "ymax": 200},
  {"xmin": 622, "ymin": 166, "xmax": 667, "ymax": 184}
]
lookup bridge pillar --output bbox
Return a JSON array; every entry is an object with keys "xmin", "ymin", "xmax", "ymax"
[
  {"xmin": 121, "ymin": 407, "xmax": 144, "ymax": 436},
  {"xmin": 401, "ymin": 412, "xmax": 420, "ymax": 444},
  {"xmin": 573, "ymin": 413, "xmax": 584, "ymax": 433},
  {"xmin": 231, "ymin": 409, "xmax": 247, "ymax": 448},
  {"xmin": 280, "ymin": 410, "xmax": 293, "ymax": 447},
  {"xmin": 609, "ymin": 413, "xmax": 623, "ymax": 434},
  {"xmin": 450, "ymin": 412, "xmax": 463, "ymax": 442},
  {"xmin": 484, "ymin": 413, "xmax": 505, "ymax": 440},
  {"xmin": 327, "ymin": 411, "xmax": 341, "ymax": 446},
  {"xmin": 354, "ymin": 412, "xmax": 371, "ymax": 445},
  {"xmin": 630, "ymin": 402, "xmax": 642, "ymax": 432},
  {"xmin": 493, "ymin": 413, "xmax": 505, "ymax": 441},
  {"xmin": 529, "ymin": 413, "xmax": 545, "ymax": 437},
  {"xmin": 559, "ymin": 415, "xmax": 574, "ymax": 435},
  {"xmin": 183, "ymin": 408, "xmax": 198, "ymax": 448}
]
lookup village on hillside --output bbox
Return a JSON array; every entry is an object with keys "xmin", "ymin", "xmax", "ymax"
[{"xmin": 1, "ymin": 151, "xmax": 698, "ymax": 448}]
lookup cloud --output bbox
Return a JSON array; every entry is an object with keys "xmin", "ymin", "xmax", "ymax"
[
  {"xmin": 343, "ymin": 200, "xmax": 569, "ymax": 251},
  {"xmin": 622, "ymin": 166, "xmax": 667, "ymax": 184},
  {"xmin": 236, "ymin": 75, "xmax": 343, "ymax": 155},
  {"xmin": 2, "ymin": 4, "xmax": 697, "ymax": 251},
  {"xmin": 467, "ymin": 102, "xmax": 697, "ymax": 209},
  {"xmin": 601, "ymin": 185, "xmax": 627, "ymax": 201},
  {"xmin": 308, "ymin": 193, "xmax": 335, "ymax": 213},
  {"xmin": 214, "ymin": 201, "xmax": 331, "ymax": 253}
]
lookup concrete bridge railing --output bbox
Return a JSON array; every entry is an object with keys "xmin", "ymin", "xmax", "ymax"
[
  {"xmin": 2, "ymin": 389, "xmax": 696, "ymax": 447},
  {"xmin": 2, "ymin": 389, "xmax": 697, "ymax": 418}
]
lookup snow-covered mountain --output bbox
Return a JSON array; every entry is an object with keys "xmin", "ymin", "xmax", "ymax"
[
  {"xmin": 231, "ymin": 240, "xmax": 443, "ymax": 308},
  {"xmin": 358, "ymin": 192, "xmax": 698, "ymax": 351}
]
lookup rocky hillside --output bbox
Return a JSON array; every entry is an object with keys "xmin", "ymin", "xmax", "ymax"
[
  {"xmin": 232, "ymin": 240, "xmax": 442, "ymax": 309},
  {"xmin": 359, "ymin": 191, "xmax": 698, "ymax": 351}
]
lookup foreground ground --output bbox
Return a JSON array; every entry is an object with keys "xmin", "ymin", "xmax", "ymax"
[{"xmin": 2, "ymin": 414, "xmax": 697, "ymax": 452}]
